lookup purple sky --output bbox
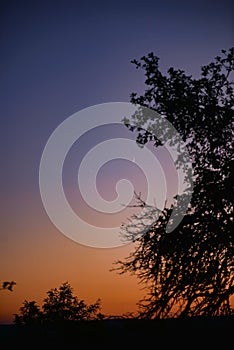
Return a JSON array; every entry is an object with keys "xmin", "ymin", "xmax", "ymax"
[{"xmin": 1, "ymin": 0, "xmax": 233, "ymax": 202}]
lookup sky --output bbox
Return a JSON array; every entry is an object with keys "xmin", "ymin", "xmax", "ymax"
[{"xmin": 1, "ymin": 0, "xmax": 233, "ymax": 323}]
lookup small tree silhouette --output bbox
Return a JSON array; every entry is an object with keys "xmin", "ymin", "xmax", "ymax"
[
  {"xmin": 14, "ymin": 300, "xmax": 42, "ymax": 325},
  {"xmin": 14, "ymin": 282, "xmax": 104, "ymax": 325},
  {"xmin": 42, "ymin": 281, "xmax": 102, "ymax": 323}
]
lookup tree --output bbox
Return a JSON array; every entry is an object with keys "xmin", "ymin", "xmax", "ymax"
[
  {"xmin": 14, "ymin": 300, "xmax": 42, "ymax": 325},
  {"xmin": 14, "ymin": 282, "xmax": 103, "ymax": 325},
  {"xmin": 114, "ymin": 48, "xmax": 234, "ymax": 318},
  {"xmin": 42, "ymin": 282, "xmax": 103, "ymax": 323}
]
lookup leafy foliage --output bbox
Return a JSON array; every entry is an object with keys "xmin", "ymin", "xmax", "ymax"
[
  {"xmin": 14, "ymin": 282, "xmax": 104, "ymax": 325},
  {"xmin": 115, "ymin": 48, "xmax": 234, "ymax": 318},
  {"xmin": 14, "ymin": 300, "xmax": 42, "ymax": 326},
  {"xmin": 1, "ymin": 281, "xmax": 16, "ymax": 292}
]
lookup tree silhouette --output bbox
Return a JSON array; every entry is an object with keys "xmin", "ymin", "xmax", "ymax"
[
  {"xmin": 114, "ymin": 48, "xmax": 234, "ymax": 318},
  {"xmin": 14, "ymin": 300, "xmax": 42, "ymax": 325},
  {"xmin": 42, "ymin": 282, "xmax": 103, "ymax": 323},
  {"xmin": 14, "ymin": 282, "xmax": 103, "ymax": 325}
]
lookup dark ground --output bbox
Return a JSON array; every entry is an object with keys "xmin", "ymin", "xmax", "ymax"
[{"xmin": 0, "ymin": 316, "xmax": 233, "ymax": 349}]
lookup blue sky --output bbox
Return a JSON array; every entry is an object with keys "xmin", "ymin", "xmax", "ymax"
[{"xmin": 1, "ymin": 1, "xmax": 233, "ymax": 197}]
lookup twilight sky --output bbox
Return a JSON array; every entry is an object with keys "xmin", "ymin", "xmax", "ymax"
[{"xmin": 1, "ymin": 0, "xmax": 233, "ymax": 323}]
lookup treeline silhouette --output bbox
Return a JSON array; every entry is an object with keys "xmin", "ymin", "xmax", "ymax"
[
  {"xmin": 1, "ymin": 281, "xmax": 233, "ymax": 346},
  {"xmin": 14, "ymin": 282, "xmax": 104, "ymax": 326}
]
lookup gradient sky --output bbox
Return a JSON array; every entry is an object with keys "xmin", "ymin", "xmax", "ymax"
[{"xmin": 1, "ymin": 0, "xmax": 233, "ymax": 323}]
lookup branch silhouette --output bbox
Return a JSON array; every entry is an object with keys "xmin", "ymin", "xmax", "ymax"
[{"xmin": 113, "ymin": 47, "xmax": 234, "ymax": 319}]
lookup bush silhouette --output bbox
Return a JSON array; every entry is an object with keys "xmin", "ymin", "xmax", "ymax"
[{"xmin": 14, "ymin": 282, "xmax": 104, "ymax": 325}]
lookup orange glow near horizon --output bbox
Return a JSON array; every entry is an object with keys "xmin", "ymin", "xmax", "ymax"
[
  {"xmin": 1, "ymin": 233, "xmax": 145, "ymax": 324},
  {"xmin": 1, "ymin": 186, "xmax": 234, "ymax": 324},
  {"xmin": 0, "ymin": 132, "xmax": 181, "ymax": 324},
  {"xmin": 1, "ymin": 193, "xmax": 145, "ymax": 324}
]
